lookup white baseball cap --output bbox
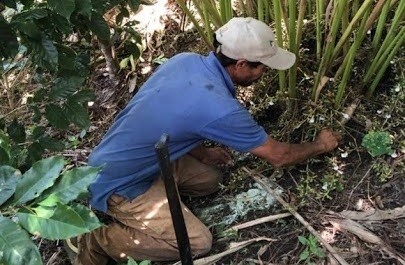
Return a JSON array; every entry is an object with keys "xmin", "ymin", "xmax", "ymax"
[{"xmin": 215, "ymin": 17, "xmax": 296, "ymax": 70}]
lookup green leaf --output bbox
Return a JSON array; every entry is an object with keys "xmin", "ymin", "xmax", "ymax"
[
  {"xmin": 68, "ymin": 89, "xmax": 95, "ymax": 103},
  {"xmin": 12, "ymin": 8, "xmax": 48, "ymax": 21},
  {"xmin": 47, "ymin": 0, "xmax": 76, "ymax": 20},
  {"xmin": 12, "ymin": 156, "xmax": 64, "ymax": 205},
  {"xmin": 27, "ymin": 142, "xmax": 45, "ymax": 164},
  {"xmin": 50, "ymin": 76, "xmax": 85, "ymax": 99},
  {"xmin": 361, "ymin": 131, "xmax": 394, "ymax": 157},
  {"xmin": 0, "ymin": 130, "xmax": 11, "ymax": 164},
  {"xmin": 139, "ymin": 260, "xmax": 152, "ymax": 265},
  {"xmin": 7, "ymin": 119, "xmax": 26, "ymax": 144},
  {"xmin": 38, "ymin": 136, "xmax": 65, "ymax": 151},
  {"xmin": 17, "ymin": 203, "xmax": 101, "ymax": 239},
  {"xmin": 75, "ymin": 0, "xmax": 92, "ymax": 19},
  {"xmin": 52, "ymin": 13, "xmax": 73, "ymax": 35},
  {"xmin": 298, "ymin": 236, "xmax": 308, "ymax": 245},
  {"xmin": 32, "ymin": 126, "xmax": 46, "ymax": 140},
  {"xmin": 0, "ymin": 166, "xmax": 20, "ymax": 206},
  {"xmin": 299, "ymin": 249, "xmax": 310, "ymax": 261},
  {"xmin": 45, "ymin": 104, "xmax": 70, "ymax": 129},
  {"xmin": 65, "ymin": 101, "xmax": 90, "ymax": 129},
  {"xmin": 89, "ymin": 11, "xmax": 110, "ymax": 41},
  {"xmin": 0, "ymin": 16, "xmax": 19, "ymax": 58},
  {"xmin": 38, "ymin": 35, "xmax": 58, "ymax": 69},
  {"xmin": 0, "ymin": 216, "xmax": 42, "ymax": 265},
  {"xmin": 38, "ymin": 166, "xmax": 100, "ymax": 206},
  {"xmin": 127, "ymin": 257, "xmax": 138, "ymax": 265}
]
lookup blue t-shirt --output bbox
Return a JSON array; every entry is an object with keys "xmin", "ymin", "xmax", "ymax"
[{"xmin": 88, "ymin": 52, "xmax": 267, "ymax": 212}]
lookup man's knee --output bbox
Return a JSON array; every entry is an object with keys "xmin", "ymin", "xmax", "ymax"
[{"xmin": 191, "ymin": 229, "xmax": 213, "ymax": 256}]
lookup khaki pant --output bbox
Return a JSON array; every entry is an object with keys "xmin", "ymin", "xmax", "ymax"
[{"xmin": 75, "ymin": 155, "xmax": 222, "ymax": 265}]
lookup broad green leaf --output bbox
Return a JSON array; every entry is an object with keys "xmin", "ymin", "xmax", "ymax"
[
  {"xmin": 89, "ymin": 11, "xmax": 110, "ymax": 41},
  {"xmin": 12, "ymin": 156, "xmax": 64, "ymax": 205},
  {"xmin": 65, "ymin": 101, "xmax": 90, "ymax": 129},
  {"xmin": 0, "ymin": 216, "xmax": 42, "ymax": 265},
  {"xmin": 298, "ymin": 236, "xmax": 308, "ymax": 245},
  {"xmin": 0, "ymin": 166, "xmax": 20, "ymax": 206},
  {"xmin": 52, "ymin": 13, "xmax": 73, "ymax": 35},
  {"xmin": 139, "ymin": 260, "xmax": 152, "ymax": 265},
  {"xmin": 75, "ymin": 0, "xmax": 92, "ymax": 19},
  {"xmin": 68, "ymin": 89, "xmax": 95, "ymax": 103},
  {"xmin": 50, "ymin": 76, "xmax": 85, "ymax": 99},
  {"xmin": 38, "ymin": 166, "xmax": 100, "ymax": 206},
  {"xmin": 38, "ymin": 35, "xmax": 58, "ymax": 69},
  {"xmin": 47, "ymin": 0, "xmax": 75, "ymax": 20},
  {"xmin": 299, "ymin": 250, "xmax": 310, "ymax": 261},
  {"xmin": 32, "ymin": 126, "xmax": 46, "ymax": 140},
  {"xmin": 17, "ymin": 203, "xmax": 101, "ymax": 239},
  {"xmin": 7, "ymin": 119, "xmax": 26, "ymax": 144},
  {"xmin": 38, "ymin": 136, "xmax": 65, "ymax": 151},
  {"xmin": 0, "ymin": 16, "xmax": 19, "ymax": 58},
  {"xmin": 12, "ymin": 8, "xmax": 48, "ymax": 21},
  {"xmin": 0, "ymin": 130, "xmax": 10, "ymax": 164},
  {"xmin": 27, "ymin": 142, "xmax": 45, "ymax": 164},
  {"xmin": 45, "ymin": 104, "xmax": 70, "ymax": 129},
  {"xmin": 127, "ymin": 257, "xmax": 138, "ymax": 265}
]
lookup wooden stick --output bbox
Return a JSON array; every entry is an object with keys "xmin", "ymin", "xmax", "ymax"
[
  {"xmin": 242, "ymin": 167, "xmax": 350, "ymax": 265},
  {"xmin": 229, "ymin": 213, "xmax": 292, "ymax": 232}
]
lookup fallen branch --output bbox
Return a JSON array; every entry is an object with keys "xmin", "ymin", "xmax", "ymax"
[
  {"xmin": 340, "ymin": 98, "xmax": 361, "ymax": 125},
  {"xmin": 172, "ymin": 237, "xmax": 276, "ymax": 265},
  {"xmin": 228, "ymin": 213, "xmax": 291, "ymax": 232},
  {"xmin": 339, "ymin": 205, "xmax": 405, "ymax": 221},
  {"xmin": 330, "ymin": 218, "xmax": 405, "ymax": 264},
  {"xmin": 242, "ymin": 167, "xmax": 350, "ymax": 265}
]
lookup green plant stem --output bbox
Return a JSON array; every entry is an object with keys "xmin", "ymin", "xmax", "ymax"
[
  {"xmin": 372, "ymin": 0, "xmax": 392, "ymax": 48},
  {"xmin": 288, "ymin": 0, "xmax": 297, "ymax": 100},
  {"xmin": 272, "ymin": 0, "xmax": 286, "ymax": 92},
  {"xmin": 335, "ymin": 7, "xmax": 371, "ymax": 107},
  {"xmin": 258, "ymin": 0, "xmax": 264, "ymax": 21},
  {"xmin": 363, "ymin": 0, "xmax": 405, "ymax": 83},
  {"xmin": 315, "ymin": 0, "xmax": 324, "ymax": 61},
  {"xmin": 367, "ymin": 27, "xmax": 405, "ymax": 97},
  {"xmin": 312, "ymin": 0, "xmax": 348, "ymax": 101},
  {"xmin": 175, "ymin": 0, "xmax": 214, "ymax": 49}
]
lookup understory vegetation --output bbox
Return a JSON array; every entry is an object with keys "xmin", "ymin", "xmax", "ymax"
[{"xmin": 1, "ymin": 0, "xmax": 404, "ymax": 265}]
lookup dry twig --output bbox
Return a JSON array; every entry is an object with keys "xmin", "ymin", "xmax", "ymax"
[{"xmin": 242, "ymin": 167, "xmax": 350, "ymax": 265}]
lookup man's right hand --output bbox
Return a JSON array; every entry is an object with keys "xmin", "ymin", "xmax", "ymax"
[{"xmin": 315, "ymin": 129, "xmax": 342, "ymax": 153}]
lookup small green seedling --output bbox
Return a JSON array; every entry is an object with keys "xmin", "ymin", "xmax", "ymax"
[
  {"xmin": 298, "ymin": 235, "xmax": 325, "ymax": 264},
  {"xmin": 361, "ymin": 131, "xmax": 394, "ymax": 157}
]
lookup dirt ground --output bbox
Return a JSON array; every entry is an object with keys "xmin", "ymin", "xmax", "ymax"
[{"xmin": 40, "ymin": 2, "xmax": 404, "ymax": 265}]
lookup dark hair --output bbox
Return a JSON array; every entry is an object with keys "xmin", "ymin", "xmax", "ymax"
[{"xmin": 213, "ymin": 33, "xmax": 263, "ymax": 68}]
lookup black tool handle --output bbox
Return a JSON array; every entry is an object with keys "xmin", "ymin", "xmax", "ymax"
[{"xmin": 155, "ymin": 134, "xmax": 193, "ymax": 265}]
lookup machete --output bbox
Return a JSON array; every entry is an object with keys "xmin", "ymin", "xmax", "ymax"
[{"xmin": 155, "ymin": 134, "xmax": 194, "ymax": 265}]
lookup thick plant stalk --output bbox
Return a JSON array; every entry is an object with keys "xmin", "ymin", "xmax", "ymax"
[
  {"xmin": 372, "ymin": 0, "xmax": 392, "ymax": 48},
  {"xmin": 312, "ymin": 0, "xmax": 348, "ymax": 101},
  {"xmin": 288, "ymin": 0, "xmax": 298, "ymax": 99},
  {"xmin": 176, "ymin": 0, "xmax": 214, "ymax": 49},
  {"xmin": 363, "ymin": 0, "xmax": 405, "ymax": 84},
  {"xmin": 365, "ymin": 0, "xmax": 392, "ymax": 33},
  {"xmin": 203, "ymin": 0, "xmax": 223, "ymax": 28},
  {"xmin": 202, "ymin": 3, "xmax": 214, "ymax": 44},
  {"xmin": 258, "ymin": 0, "xmax": 264, "ymax": 21},
  {"xmin": 99, "ymin": 39, "xmax": 118, "ymax": 79},
  {"xmin": 367, "ymin": 27, "xmax": 405, "ymax": 97},
  {"xmin": 315, "ymin": 0, "xmax": 325, "ymax": 61},
  {"xmin": 272, "ymin": 0, "xmax": 287, "ymax": 92},
  {"xmin": 334, "ymin": 7, "xmax": 371, "ymax": 107},
  {"xmin": 331, "ymin": 0, "xmax": 374, "ymax": 61}
]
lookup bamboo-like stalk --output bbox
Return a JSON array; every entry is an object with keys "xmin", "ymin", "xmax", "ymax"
[
  {"xmin": 363, "ymin": 0, "xmax": 405, "ymax": 83},
  {"xmin": 272, "ymin": 0, "xmax": 287, "ymax": 92},
  {"xmin": 335, "ymin": 7, "xmax": 371, "ymax": 107},
  {"xmin": 219, "ymin": 0, "xmax": 227, "ymax": 23},
  {"xmin": 225, "ymin": 0, "xmax": 233, "ymax": 22},
  {"xmin": 364, "ymin": 0, "xmax": 391, "ymax": 35},
  {"xmin": 312, "ymin": 0, "xmax": 348, "ymax": 101},
  {"xmin": 288, "ymin": 0, "xmax": 297, "ymax": 99},
  {"xmin": 315, "ymin": 0, "xmax": 325, "ymax": 61},
  {"xmin": 341, "ymin": 4, "xmax": 349, "ymax": 56},
  {"xmin": 202, "ymin": 3, "xmax": 214, "ymax": 44},
  {"xmin": 372, "ymin": 0, "xmax": 392, "ymax": 48},
  {"xmin": 205, "ymin": 0, "xmax": 224, "ymax": 27},
  {"xmin": 296, "ymin": 0, "xmax": 307, "ymax": 50},
  {"xmin": 351, "ymin": 0, "xmax": 360, "ymax": 18},
  {"xmin": 175, "ymin": 0, "xmax": 214, "ymax": 49},
  {"xmin": 367, "ymin": 27, "xmax": 405, "ymax": 97},
  {"xmin": 331, "ymin": 0, "xmax": 374, "ymax": 61},
  {"xmin": 258, "ymin": 0, "xmax": 264, "ymax": 21}
]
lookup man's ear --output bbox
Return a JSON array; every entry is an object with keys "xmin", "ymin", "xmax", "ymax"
[{"xmin": 235, "ymin": 59, "xmax": 248, "ymax": 68}]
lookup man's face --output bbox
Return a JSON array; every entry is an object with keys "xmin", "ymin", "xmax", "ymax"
[{"xmin": 232, "ymin": 61, "xmax": 268, "ymax": 86}]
